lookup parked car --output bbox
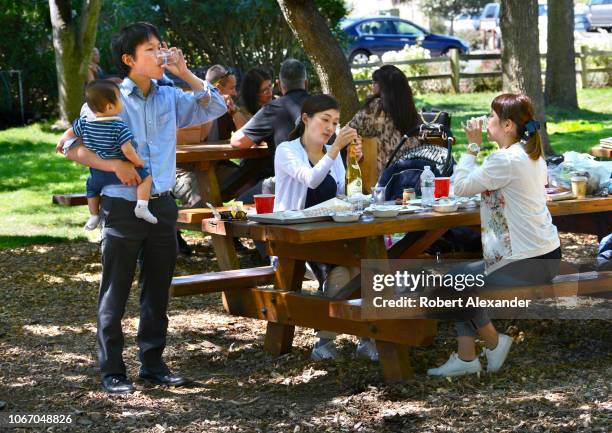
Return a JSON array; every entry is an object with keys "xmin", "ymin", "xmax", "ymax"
[
  {"xmin": 478, "ymin": 2, "xmax": 499, "ymax": 31},
  {"xmin": 445, "ymin": 13, "xmax": 480, "ymax": 32},
  {"xmin": 479, "ymin": 2, "xmax": 546, "ymax": 29},
  {"xmin": 575, "ymin": 6, "xmax": 593, "ymax": 32},
  {"xmin": 538, "ymin": 2, "xmax": 548, "ymax": 31},
  {"xmin": 341, "ymin": 16, "xmax": 469, "ymax": 63},
  {"xmin": 587, "ymin": 0, "xmax": 612, "ymax": 30}
]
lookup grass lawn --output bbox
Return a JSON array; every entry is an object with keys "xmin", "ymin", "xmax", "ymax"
[
  {"xmin": 1, "ymin": 88, "xmax": 611, "ymax": 249},
  {"xmin": 0, "ymin": 124, "xmax": 93, "ymax": 248},
  {"xmin": 415, "ymin": 87, "xmax": 612, "ymax": 155}
]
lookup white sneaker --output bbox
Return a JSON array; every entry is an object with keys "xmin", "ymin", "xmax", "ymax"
[
  {"xmin": 311, "ymin": 340, "xmax": 339, "ymax": 360},
  {"xmin": 484, "ymin": 333, "xmax": 513, "ymax": 373},
  {"xmin": 355, "ymin": 338, "xmax": 379, "ymax": 362},
  {"xmin": 84, "ymin": 215, "xmax": 100, "ymax": 231},
  {"xmin": 427, "ymin": 352, "xmax": 482, "ymax": 377}
]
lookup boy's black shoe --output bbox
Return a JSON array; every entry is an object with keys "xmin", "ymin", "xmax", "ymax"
[
  {"xmin": 176, "ymin": 230, "xmax": 193, "ymax": 256},
  {"xmin": 101, "ymin": 375, "xmax": 134, "ymax": 394},
  {"xmin": 139, "ymin": 371, "xmax": 189, "ymax": 387}
]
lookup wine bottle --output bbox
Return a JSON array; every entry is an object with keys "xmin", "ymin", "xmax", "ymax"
[{"xmin": 345, "ymin": 140, "xmax": 363, "ymax": 197}]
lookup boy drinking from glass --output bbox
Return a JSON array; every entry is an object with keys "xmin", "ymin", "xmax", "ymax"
[{"xmin": 59, "ymin": 22, "xmax": 227, "ymax": 394}]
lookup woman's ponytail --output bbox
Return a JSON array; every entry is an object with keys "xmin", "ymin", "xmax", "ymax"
[
  {"xmin": 288, "ymin": 120, "xmax": 305, "ymax": 141},
  {"xmin": 520, "ymin": 119, "xmax": 543, "ymax": 161}
]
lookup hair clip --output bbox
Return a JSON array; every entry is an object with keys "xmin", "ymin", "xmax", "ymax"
[{"xmin": 524, "ymin": 119, "xmax": 541, "ymax": 135}]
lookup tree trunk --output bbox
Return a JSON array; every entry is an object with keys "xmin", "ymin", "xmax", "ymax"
[
  {"xmin": 277, "ymin": 0, "xmax": 360, "ymax": 124},
  {"xmin": 49, "ymin": 0, "xmax": 102, "ymax": 126},
  {"xmin": 545, "ymin": 0, "xmax": 577, "ymax": 109},
  {"xmin": 500, "ymin": 0, "xmax": 554, "ymax": 155}
]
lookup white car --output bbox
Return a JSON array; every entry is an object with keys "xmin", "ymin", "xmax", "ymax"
[
  {"xmin": 445, "ymin": 13, "xmax": 479, "ymax": 33},
  {"xmin": 588, "ymin": 0, "xmax": 612, "ymax": 30}
]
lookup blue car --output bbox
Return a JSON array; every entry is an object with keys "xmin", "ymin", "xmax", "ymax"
[{"xmin": 341, "ymin": 16, "xmax": 470, "ymax": 63}]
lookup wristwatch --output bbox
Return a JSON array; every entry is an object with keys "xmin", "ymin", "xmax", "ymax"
[{"xmin": 467, "ymin": 142, "xmax": 480, "ymax": 154}]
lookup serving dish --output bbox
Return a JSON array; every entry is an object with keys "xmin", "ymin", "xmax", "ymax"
[
  {"xmin": 432, "ymin": 200, "xmax": 459, "ymax": 213},
  {"xmin": 331, "ymin": 212, "xmax": 361, "ymax": 222}
]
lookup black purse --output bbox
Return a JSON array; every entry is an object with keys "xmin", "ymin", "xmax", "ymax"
[
  {"xmin": 384, "ymin": 110, "xmax": 454, "ymax": 177},
  {"xmin": 419, "ymin": 110, "xmax": 451, "ymax": 132}
]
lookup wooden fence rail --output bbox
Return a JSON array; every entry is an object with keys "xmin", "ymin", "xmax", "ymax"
[{"xmin": 351, "ymin": 46, "xmax": 612, "ymax": 92}]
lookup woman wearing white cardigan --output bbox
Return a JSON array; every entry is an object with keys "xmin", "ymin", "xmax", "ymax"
[
  {"xmin": 274, "ymin": 94, "xmax": 378, "ymax": 362},
  {"xmin": 427, "ymin": 93, "xmax": 561, "ymax": 377}
]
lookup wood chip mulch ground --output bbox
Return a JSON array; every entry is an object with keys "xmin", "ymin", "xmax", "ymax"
[{"xmin": 0, "ymin": 232, "xmax": 609, "ymax": 432}]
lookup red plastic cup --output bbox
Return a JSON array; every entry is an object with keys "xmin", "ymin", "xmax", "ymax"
[
  {"xmin": 434, "ymin": 177, "xmax": 451, "ymax": 198},
  {"xmin": 253, "ymin": 194, "xmax": 275, "ymax": 214}
]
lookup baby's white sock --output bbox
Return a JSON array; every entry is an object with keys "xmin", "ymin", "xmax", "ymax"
[
  {"xmin": 134, "ymin": 200, "xmax": 158, "ymax": 224},
  {"xmin": 84, "ymin": 215, "xmax": 101, "ymax": 231}
]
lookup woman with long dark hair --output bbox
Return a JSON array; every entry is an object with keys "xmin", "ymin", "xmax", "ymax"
[
  {"xmin": 349, "ymin": 64, "xmax": 420, "ymax": 173},
  {"xmin": 240, "ymin": 68, "xmax": 274, "ymax": 118},
  {"xmin": 274, "ymin": 94, "xmax": 378, "ymax": 362}
]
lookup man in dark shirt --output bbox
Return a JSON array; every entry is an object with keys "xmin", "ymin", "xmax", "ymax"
[{"xmin": 230, "ymin": 58, "xmax": 309, "ymax": 201}]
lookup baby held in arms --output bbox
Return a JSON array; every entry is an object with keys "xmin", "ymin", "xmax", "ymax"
[{"xmin": 57, "ymin": 79, "xmax": 157, "ymax": 230}]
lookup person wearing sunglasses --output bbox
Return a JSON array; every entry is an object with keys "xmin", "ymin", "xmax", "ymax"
[{"xmin": 203, "ymin": 64, "xmax": 248, "ymax": 141}]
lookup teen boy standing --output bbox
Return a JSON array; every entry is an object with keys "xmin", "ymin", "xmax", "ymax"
[{"xmin": 60, "ymin": 22, "xmax": 227, "ymax": 394}]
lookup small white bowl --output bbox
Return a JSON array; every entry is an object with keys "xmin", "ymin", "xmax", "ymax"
[
  {"xmin": 371, "ymin": 208, "xmax": 400, "ymax": 218},
  {"xmin": 432, "ymin": 201, "xmax": 459, "ymax": 213},
  {"xmin": 332, "ymin": 212, "xmax": 360, "ymax": 222}
]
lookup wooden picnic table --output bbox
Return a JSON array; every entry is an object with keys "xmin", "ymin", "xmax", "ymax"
[
  {"xmin": 176, "ymin": 140, "xmax": 270, "ymax": 268},
  {"xmin": 176, "ymin": 141, "xmax": 269, "ymax": 206},
  {"xmin": 200, "ymin": 196, "xmax": 612, "ymax": 380}
]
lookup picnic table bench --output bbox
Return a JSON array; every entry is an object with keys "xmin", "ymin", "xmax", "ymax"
[
  {"xmin": 189, "ymin": 196, "xmax": 612, "ymax": 381},
  {"xmin": 52, "ymin": 193, "xmax": 88, "ymax": 206},
  {"xmin": 170, "ymin": 266, "xmax": 275, "ymax": 297}
]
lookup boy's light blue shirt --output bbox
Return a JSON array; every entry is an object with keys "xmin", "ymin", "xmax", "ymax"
[{"xmin": 99, "ymin": 77, "xmax": 226, "ymax": 201}]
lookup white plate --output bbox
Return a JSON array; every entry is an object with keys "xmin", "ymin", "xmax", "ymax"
[
  {"xmin": 398, "ymin": 205, "xmax": 420, "ymax": 214},
  {"xmin": 331, "ymin": 212, "xmax": 360, "ymax": 222},
  {"xmin": 371, "ymin": 209, "xmax": 400, "ymax": 218}
]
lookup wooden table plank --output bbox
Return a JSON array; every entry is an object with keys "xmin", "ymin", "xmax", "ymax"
[
  {"xmin": 177, "ymin": 205, "xmax": 254, "ymax": 225},
  {"xmin": 202, "ymin": 197, "xmax": 612, "ymax": 244},
  {"xmin": 176, "ymin": 143, "xmax": 269, "ymax": 163},
  {"xmin": 590, "ymin": 146, "xmax": 612, "ymax": 158}
]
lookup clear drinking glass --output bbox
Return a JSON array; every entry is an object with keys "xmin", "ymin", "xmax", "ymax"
[
  {"xmin": 461, "ymin": 115, "xmax": 488, "ymax": 132},
  {"xmin": 371, "ymin": 186, "xmax": 386, "ymax": 204},
  {"xmin": 156, "ymin": 50, "xmax": 177, "ymax": 66}
]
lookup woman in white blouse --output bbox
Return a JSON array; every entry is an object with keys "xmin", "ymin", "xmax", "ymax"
[
  {"xmin": 274, "ymin": 94, "xmax": 379, "ymax": 362},
  {"xmin": 427, "ymin": 93, "xmax": 561, "ymax": 377}
]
